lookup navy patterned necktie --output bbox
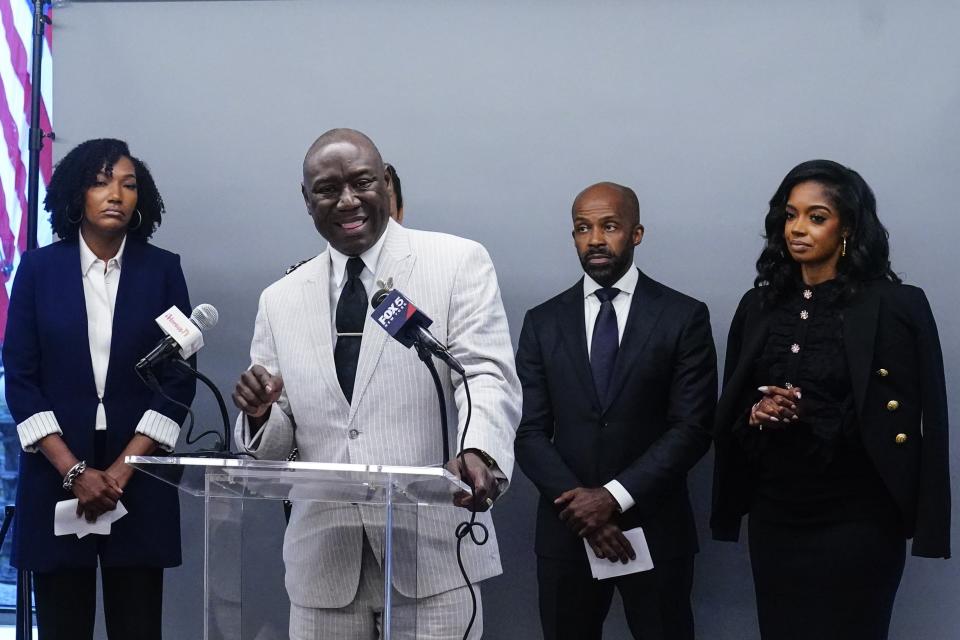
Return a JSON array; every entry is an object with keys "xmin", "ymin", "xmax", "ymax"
[
  {"xmin": 335, "ymin": 257, "xmax": 367, "ymax": 403},
  {"xmin": 591, "ymin": 287, "xmax": 621, "ymax": 401}
]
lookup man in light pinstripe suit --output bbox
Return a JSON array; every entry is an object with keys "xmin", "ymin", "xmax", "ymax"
[{"xmin": 232, "ymin": 129, "xmax": 521, "ymax": 639}]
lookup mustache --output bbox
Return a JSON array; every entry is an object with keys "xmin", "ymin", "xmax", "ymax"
[{"xmin": 582, "ymin": 249, "xmax": 614, "ymax": 259}]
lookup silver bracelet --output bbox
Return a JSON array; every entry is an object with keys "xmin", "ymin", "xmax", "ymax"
[{"xmin": 62, "ymin": 460, "xmax": 87, "ymax": 491}]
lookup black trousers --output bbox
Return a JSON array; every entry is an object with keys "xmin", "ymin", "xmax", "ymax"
[
  {"xmin": 537, "ymin": 553, "xmax": 695, "ymax": 640},
  {"xmin": 748, "ymin": 516, "xmax": 905, "ymax": 640},
  {"xmin": 33, "ymin": 566, "xmax": 164, "ymax": 640}
]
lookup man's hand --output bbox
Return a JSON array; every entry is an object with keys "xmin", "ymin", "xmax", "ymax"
[
  {"xmin": 586, "ymin": 522, "xmax": 636, "ymax": 564},
  {"xmin": 232, "ymin": 365, "xmax": 284, "ymax": 426},
  {"xmin": 555, "ymin": 487, "xmax": 619, "ymax": 537},
  {"xmin": 72, "ymin": 468, "xmax": 122, "ymax": 523},
  {"xmin": 446, "ymin": 452, "xmax": 498, "ymax": 512}
]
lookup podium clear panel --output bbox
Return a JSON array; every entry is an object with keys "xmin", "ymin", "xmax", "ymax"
[{"xmin": 129, "ymin": 457, "xmax": 468, "ymax": 640}]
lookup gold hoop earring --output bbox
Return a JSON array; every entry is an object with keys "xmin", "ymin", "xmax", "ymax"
[
  {"xmin": 66, "ymin": 206, "xmax": 83, "ymax": 225},
  {"xmin": 841, "ymin": 237, "xmax": 847, "ymax": 257},
  {"xmin": 129, "ymin": 209, "xmax": 143, "ymax": 230}
]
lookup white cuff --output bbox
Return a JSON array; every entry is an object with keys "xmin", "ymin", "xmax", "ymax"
[
  {"xmin": 135, "ymin": 410, "xmax": 181, "ymax": 452},
  {"xmin": 234, "ymin": 405, "xmax": 295, "ymax": 460},
  {"xmin": 17, "ymin": 411, "xmax": 63, "ymax": 452},
  {"xmin": 603, "ymin": 480, "xmax": 635, "ymax": 513},
  {"xmin": 238, "ymin": 412, "xmax": 268, "ymax": 451}
]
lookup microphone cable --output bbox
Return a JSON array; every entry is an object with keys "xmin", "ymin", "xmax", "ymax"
[
  {"xmin": 135, "ymin": 362, "xmax": 224, "ymax": 452},
  {"xmin": 452, "ymin": 372, "xmax": 489, "ymax": 640}
]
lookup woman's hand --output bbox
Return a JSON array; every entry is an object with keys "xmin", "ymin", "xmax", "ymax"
[
  {"xmin": 105, "ymin": 434, "xmax": 159, "ymax": 493},
  {"xmin": 749, "ymin": 385, "xmax": 802, "ymax": 429},
  {"xmin": 72, "ymin": 468, "xmax": 123, "ymax": 522},
  {"xmin": 105, "ymin": 460, "xmax": 135, "ymax": 493}
]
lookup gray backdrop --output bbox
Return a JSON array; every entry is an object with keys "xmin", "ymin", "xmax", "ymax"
[{"xmin": 51, "ymin": 1, "xmax": 959, "ymax": 638}]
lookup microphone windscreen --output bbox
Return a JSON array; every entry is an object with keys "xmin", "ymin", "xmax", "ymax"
[
  {"xmin": 370, "ymin": 289, "xmax": 391, "ymax": 309},
  {"xmin": 191, "ymin": 303, "xmax": 219, "ymax": 331}
]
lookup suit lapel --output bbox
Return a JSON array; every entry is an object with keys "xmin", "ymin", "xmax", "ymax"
[
  {"xmin": 556, "ymin": 279, "xmax": 600, "ymax": 411},
  {"xmin": 349, "ymin": 222, "xmax": 415, "ymax": 423},
  {"xmin": 843, "ymin": 287, "xmax": 880, "ymax": 417},
  {"xmin": 602, "ymin": 270, "xmax": 665, "ymax": 410},
  {"xmin": 300, "ymin": 252, "xmax": 350, "ymax": 412},
  {"xmin": 61, "ymin": 242, "xmax": 98, "ymax": 395}
]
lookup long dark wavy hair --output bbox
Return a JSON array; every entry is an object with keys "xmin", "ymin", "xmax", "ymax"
[
  {"xmin": 45, "ymin": 138, "xmax": 165, "ymax": 241},
  {"xmin": 755, "ymin": 159, "xmax": 900, "ymax": 307}
]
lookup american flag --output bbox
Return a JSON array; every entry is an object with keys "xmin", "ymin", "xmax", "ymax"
[{"xmin": 0, "ymin": 0, "xmax": 53, "ymax": 342}]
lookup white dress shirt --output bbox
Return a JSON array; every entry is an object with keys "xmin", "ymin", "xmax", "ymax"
[
  {"xmin": 327, "ymin": 228, "xmax": 388, "ymax": 347},
  {"xmin": 16, "ymin": 232, "xmax": 181, "ymax": 453},
  {"xmin": 583, "ymin": 266, "xmax": 639, "ymax": 513}
]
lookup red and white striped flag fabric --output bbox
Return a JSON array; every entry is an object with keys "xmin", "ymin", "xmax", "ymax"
[{"xmin": 0, "ymin": 0, "xmax": 53, "ymax": 341}]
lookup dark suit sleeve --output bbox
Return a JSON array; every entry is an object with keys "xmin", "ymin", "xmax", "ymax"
[
  {"xmin": 514, "ymin": 310, "xmax": 583, "ymax": 500},
  {"xmin": 710, "ymin": 290, "xmax": 754, "ymax": 541},
  {"xmin": 910, "ymin": 288, "xmax": 951, "ymax": 558},
  {"xmin": 612, "ymin": 301, "xmax": 717, "ymax": 520},
  {"xmin": 2, "ymin": 252, "xmax": 55, "ymax": 423},
  {"xmin": 146, "ymin": 255, "xmax": 197, "ymax": 424}
]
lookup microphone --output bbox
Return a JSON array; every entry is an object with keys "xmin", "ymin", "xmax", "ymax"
[
  {"xmin": 370, "ymin": 289, "xmax": 465, "ymax": 375},
  {"xmin": 136, "ymin": 304, "xmax": 219, "ymax": 372}
]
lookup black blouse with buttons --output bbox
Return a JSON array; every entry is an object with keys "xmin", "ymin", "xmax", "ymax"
[{"xmin": 738, "ymin": 279, "xmax": 901, "ymax": 526}]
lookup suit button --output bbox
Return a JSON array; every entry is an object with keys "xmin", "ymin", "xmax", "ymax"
[
  {"xmin": 877, "ymin": 368, "xmax": 889, "ymax": 377},
  {"xmin": 886, "ymin": 400, "xmax": 900, "ymax": 412},
  {"xmin": 895, "ymin": 433, "xmax": 908, "ymax": 445},
  {"xmin": 348, "ymin": 428, "xmax": 360, "ymax": 440}
]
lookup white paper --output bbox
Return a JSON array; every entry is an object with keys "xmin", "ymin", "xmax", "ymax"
[
  {"xmin": 54, "ymin": 499, "xmax": 127, "ymax": 538},
  {"xmin": 583, "ymin": 526, "xmax": 655, "ymax": 580}
]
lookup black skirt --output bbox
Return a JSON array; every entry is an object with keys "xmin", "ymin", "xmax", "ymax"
[{"xmin": 748, "ymin": 516, "xmax": 905, "ymax": 640}]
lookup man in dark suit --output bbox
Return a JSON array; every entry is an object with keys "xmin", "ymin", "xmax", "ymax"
[{"xmin": 514, "ymin": 182, "xmax": 717, "ymax": 640}]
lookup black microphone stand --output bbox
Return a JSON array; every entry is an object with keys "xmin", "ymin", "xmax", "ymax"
[
  {"xmin": 169, "ymin": 359, "xmax": 238, "ymax": 458},
  {"xmin": 26, "ymin": 0, "xmax": 53, "ymax": 253},
  {"xmin": 18, "ymin": 4, "xmax": 54, "ymax": 636},
  {"xmin": 136, "ymin": 359, "xmax": 237, "ymax": 458},
  {"xmin": 413, "ymin": 336, "xmax": 451, "ymax": 465}
]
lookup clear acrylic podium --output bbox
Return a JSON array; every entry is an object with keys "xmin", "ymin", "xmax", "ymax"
[{"xmin": 127, "ymin": 456, "xmax": 469, "ymax": 640}]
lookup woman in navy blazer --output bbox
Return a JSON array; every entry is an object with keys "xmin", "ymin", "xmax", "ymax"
[
  {"xmin": 3, "ymin": 139, "xmax": 195, "ymax": 640},
  {"xmin": 711, "ymin": 160, "xmax": 950, "ymax": 640}
]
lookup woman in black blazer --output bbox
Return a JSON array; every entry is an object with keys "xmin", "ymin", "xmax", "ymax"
[
  {"xmin": 711, "ymin": 159, "xmax": 950, "ymax": 640},
  {"xmin": 4, "ymin": 139, "xmax": 195, "ymax": 640}
]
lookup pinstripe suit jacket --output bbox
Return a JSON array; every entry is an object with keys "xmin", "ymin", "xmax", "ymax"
[{"xmin": 235, "ymin": 220, "xmax": 521, "ymax": 608}]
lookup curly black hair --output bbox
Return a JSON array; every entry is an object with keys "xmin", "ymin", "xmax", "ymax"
[
  {"xmin": 45, "ymin": 138, "xmax": 164, "ymax": 241},
  {"xmin": 755, "ymin": 159, "xmax": 900, "ymax": 307},
  {"xmin": 385, "ymin": 162, "xmax": 403, "ymax": 210}
]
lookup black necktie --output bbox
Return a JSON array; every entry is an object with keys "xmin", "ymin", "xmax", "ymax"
[
  {"xmin": 591, "ymin": 287, "xmax": 621, "ymax": 401},
  {"xmin": 335, "ymin": 257, "xmax": 367, "ymax": 403}
]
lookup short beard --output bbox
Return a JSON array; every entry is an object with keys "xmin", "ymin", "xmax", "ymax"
[{"xmin": 580, "ymin": 252, "xmax": 631, "ymax": 288}]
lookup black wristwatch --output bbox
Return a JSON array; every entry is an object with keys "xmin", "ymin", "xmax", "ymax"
[{"xmin": 462, "ymin": 448, "xmax": 496, "ymax": 469}]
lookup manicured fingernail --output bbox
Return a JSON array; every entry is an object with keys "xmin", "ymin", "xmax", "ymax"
[
  {"xmin": 758, "ymin": 386, "xmax": 769, "ymax": 392},
  {"xmin": 782, "ymin": 419, "xmax": 790, "ymax": 424},
  {"xmin": 265, "ymin": 385, "xmax": 272, "ymax": 392},
  {"xmin": 769, "ymin": 416, "xmax": 779, "ymax": 422},
  {"xmin": 795, "ymin": 391, "xmax": 802, "ymax": 399}
]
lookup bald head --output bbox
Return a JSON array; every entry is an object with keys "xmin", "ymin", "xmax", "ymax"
[
  {"xmin": 572, "ymin": 182, "xmax": 640, "ymax": 226},
  {"xmin": 303, "ymin": 128, "xmax": 384, "ymax": 176}
]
